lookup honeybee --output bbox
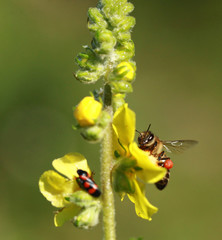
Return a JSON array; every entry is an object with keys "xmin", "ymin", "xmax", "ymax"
[{"xmin": 137, "ymin": 124, "xmax": 198, "ymax": 190}]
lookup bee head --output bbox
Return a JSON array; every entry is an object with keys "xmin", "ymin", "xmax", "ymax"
[{"xmin": 136, "ymin": 124, "xmax": 155, "ymax": 147}]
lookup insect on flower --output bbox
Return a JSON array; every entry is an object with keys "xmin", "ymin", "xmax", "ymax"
[
  {"xmin": 137, "ymin": 124, "xmax": 198, "ymax": 190},
  {"xmin": 76, "ymin": 169, "xmax": 101, "ymax": 197}
]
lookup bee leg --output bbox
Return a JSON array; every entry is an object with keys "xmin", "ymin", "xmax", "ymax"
[
  {"xmin": 157, "ymin": 160, "xmax": 165, "ymax": 167},
  {"xmin": 161, "ymin": 157, "xmax": 170, "ymax": 161},
  {"xmin": 158, "ymin": 151, "xmax": 165, "ymax": 160},
  {"xmin": 157, "ymin": 151, "xmax": 171, "ymax": 167}
]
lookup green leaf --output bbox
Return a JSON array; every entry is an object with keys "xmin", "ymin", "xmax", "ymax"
[
  {"xmin": 118, "ymin": 158, "xmax": 137, "ymax": 171},
  {"xmin": 112, "ymin": 169, "xmax": 135, "ymax": 194}
]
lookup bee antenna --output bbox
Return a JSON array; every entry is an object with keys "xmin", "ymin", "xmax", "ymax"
[
  {"xmin": 135, "ymin": 129, "xmax": 141, "ymax": 135},
  {"xmin": 147, "ymin": 124, "xmax": 151, "ymax": 132}
]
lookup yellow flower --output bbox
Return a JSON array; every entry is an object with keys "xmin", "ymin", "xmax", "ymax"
[
  {"xmin": 74, "ymin": 96, "xmax": 102, "ymax": 127},
  {"xmin": 112, "ymin": 104, "xmax": 167, "ymax": 220},
  {"xmin": 39, "ymin": 152, "xmax": 100, "ymax": 227},
  {"xmin": 116, "ymin": 61, "xmax": 136, "ymax": 82}
]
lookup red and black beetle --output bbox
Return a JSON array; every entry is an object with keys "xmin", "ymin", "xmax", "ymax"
[{"xmin": 76, "ymin": 169, "xmax": 101, "ymax": 197}]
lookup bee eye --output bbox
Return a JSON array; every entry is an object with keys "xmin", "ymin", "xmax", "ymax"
[{"xmin": 148, "ymin": 134, "xmax": 154, "ymax": 141}]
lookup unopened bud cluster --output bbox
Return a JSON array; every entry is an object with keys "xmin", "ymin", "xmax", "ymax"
[
  {"xmin": 66, "ymin": 191, "xmax": 101, "ymax": 229},
  {"xmin": 74, "ymin": 96, "xmax": 111, "ymax": 142},
  {"xmin": 74, "ymin": 0, "xmax": 136, "ymax": 110},
  {"xmin": 108, "ymin": 61, "xmax": 136, "ymax": 110}
]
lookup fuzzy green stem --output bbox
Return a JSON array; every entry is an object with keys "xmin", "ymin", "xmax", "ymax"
[{"xmin": 100, "ymin": 86, "xmax": 116, "ymax": 240}]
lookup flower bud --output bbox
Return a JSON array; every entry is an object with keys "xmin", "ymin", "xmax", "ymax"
[
  {"xmin": 117, "ymin": 16, "xmax": 135, "ymax": 32},
  {"xmin": 66, "ymin": 191, "xmax": 100, "ymax": 208},
  {"xmin": 88, "ymin": 8, "xmax": 107, "ymax": 32},
  {"xmin": 101, "ymin": 2, "xmax": 134, "ymax": 26},
  {"xmin": 110, "ymin": 61, "xmax": 136, "ymax": 82},
  {"xmin": 75, "ymin": 47, "xmax": 102, "ymax": 72},
  {"xmin": 81, "ymin": 125, "xmax": 104, "ymax": 142},
  {"xmin": 75, "ymin": 52, "xmax": 89, "ymax": 68},
  {"xmin": 73, "ymin": 205, "xmax": 101, "ymax": 229},
  {"xmin": 114, "ymin": 40, "xmax": 135, "ymax": 61},
  {"xmin": 114, "ymin": 31, "xmax": 131, "ymax": 42},
  {"xmin": 110, "ymin": 80, "xmax": 133, "ymax": 94},
  {"xmin": 123, "ymin": 2, "xmax": 134, "ymax": 15},
  {"xmin": 75, "ymin": 69, "xmax": 103, "ymax": 84},
  {"xmin": 74, "ymin": 97, "xmax": 102, "ymax": 127},
  {"xmin": 94, "ymin": 29, "xmax": 117, "ymax": 54},
  {"xmin": 98, "ymin": 111, "xmax": 112, "ymax": 128},
  {"xmin": 112, "ymin": 93, "xmax": 126, "ymax": 111}
]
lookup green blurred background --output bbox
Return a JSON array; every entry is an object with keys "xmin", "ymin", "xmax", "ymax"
[{"xmin": 1, "ymin": 0, "xmax": 222, "ymax": 239}]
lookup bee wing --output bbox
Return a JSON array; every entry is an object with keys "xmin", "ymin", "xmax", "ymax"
[{"xmin": 163, "ymin": 140, "xmax": 198, "ymax": 154}]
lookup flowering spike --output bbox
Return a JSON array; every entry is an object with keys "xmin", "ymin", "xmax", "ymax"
[
  {"xmin": 74, "ymin": 0, "xmax": 136, "ymax": 96},
  {"xmin": 39, "ymin": 0, "xmax": 180, "ymax": 237}
]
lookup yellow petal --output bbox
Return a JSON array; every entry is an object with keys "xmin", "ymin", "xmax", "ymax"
[
  {"xmin": 112, "ymin": 104, "xmax": 135, "ymax": 154},
  {"xmin": 74, "ymin": 96, "xmax": 102, "ymax": 127},
  {"xmin": 116, "ymin": 61, "xmax": 136, "ymax": 82},
  {"xmin": 52, "ymin": 152, "xmax": 91, "ymax": 180},
  {"xmin": 128, "ymin": 179, "xmax": 158, "ymax": 221},
  {"xmin": 39, "ymin": 170, "xmax": 77, "ymax": 208},
  {"xmin": 129, "ymin": 142, "xmax": 167, "ymax": 183},
  {"xmin": 54, "ymin": 204, "xmax": 81, "ymax": 227},
  {"xmin": 112, "ymin": 129, "xmax": 129, "ymax": 157}
]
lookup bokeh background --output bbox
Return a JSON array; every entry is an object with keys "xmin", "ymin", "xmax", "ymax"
[{"xmin": 1, "ymin": 0, "xmax": 222, "ymax": 239}]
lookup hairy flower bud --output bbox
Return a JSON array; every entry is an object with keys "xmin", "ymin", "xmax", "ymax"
[
  {"xmin": 75, "ymin": 69, "xmax": 103, "ymax": 84},
  {"xmin": 109, "ymin": 61, "xmax": 136, "ymax": 82},
  {"xmin": 66, "ymin": 191, "xmax": 100, "ymax": 208},
  {"xmin": 98, "ymin": 111, "xmax": 112, "ymax": 127},
  {"xmin": 113, "ymin": 93, "xmax": 126, "ymax": 111},
  {"xmin": 119, "ymin": 16, "xmax": 135, "ymax": 31},
  {"xmin": 66, "ymin": 192, "xmax": 101, "ymax": 229},
  {"xmin": 75, "ymin": 47, "xmax": 102, "ymax": 71},
  {"xmin": 110, "ymin": 81, "xmax": 133, "ymax": 94},
  {"xmin": 88, "ymin": 8, "xmax": 107, "ymax": 32},
  {"xmin": 81, "ymin": 125, "xmax": 105, "ymax": 142},
  {"xmin": 73, "ymin": 205, "xmax": 101, "ymax": 229},
  {"xmin": 93, "ymin": 29, "xmax": 117, "ymax": 54},
  {"xmin": 114, "ymin": 40, "xmax": 135, "ymax": 61},
  {"xmin": 74, "ymin": 97, "xmax": 102, "ymax": 127},
  {"xmin": 117, "ymin": 61, "xmax": 136, "ymax": 81}
]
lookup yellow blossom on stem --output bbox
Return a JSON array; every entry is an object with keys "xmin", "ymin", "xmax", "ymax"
[
  {"xmin": 74, "ymin": 96, "xmax": 102, "ymax": 127},
  {"xmin": 116, "ymin": 61, "xmax": 136, "ymax": 82},
  {"xmin": 112, "ymin": 104, "xmax": 167, "ymax": 220},
  {"xmin": 39, "ymin": 152, "xmax": 100, "ymax": 227}
]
